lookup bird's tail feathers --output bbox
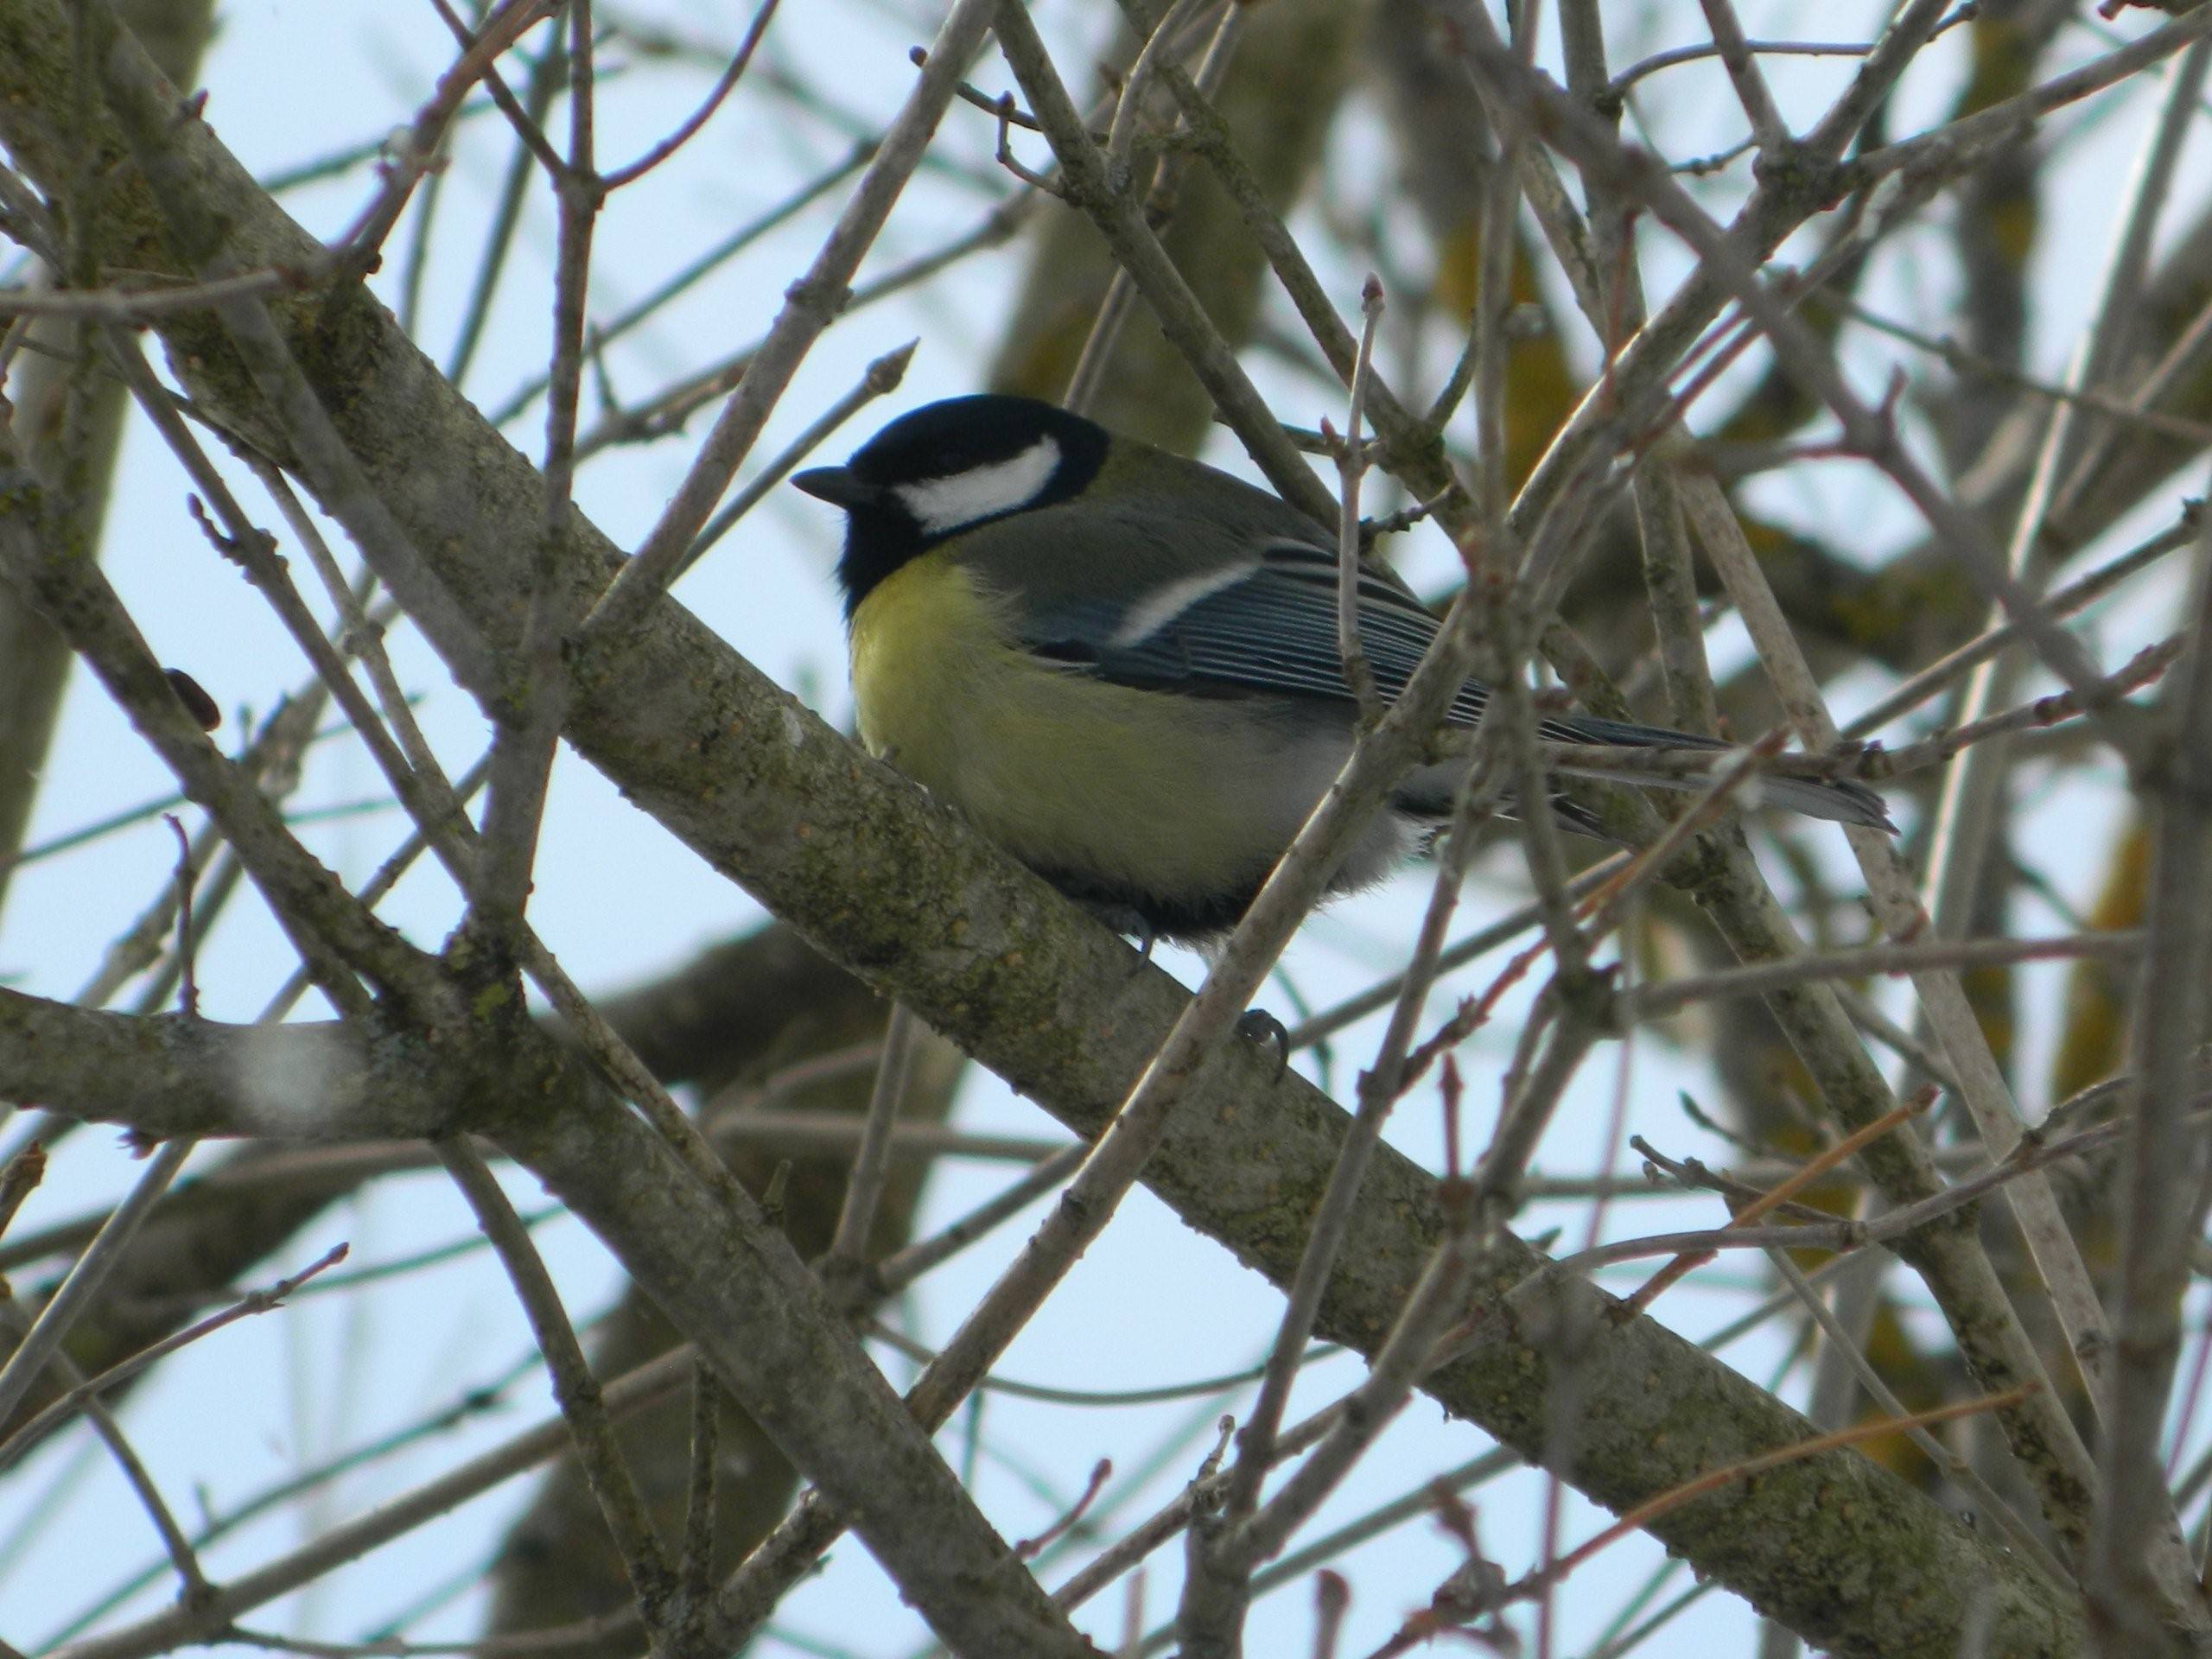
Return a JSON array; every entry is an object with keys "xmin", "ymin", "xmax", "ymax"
[
  {"xmin": 1548, "ymin": 714, "xmax": 1895, "ymax": 832},
  {"xmin": 1397, "ymin": 715, "xmax": 1897, "ymax": 834}
]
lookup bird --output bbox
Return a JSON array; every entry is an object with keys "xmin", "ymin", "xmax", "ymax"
[{"xmin": 793, "ymin": 393, "xmax": 1892, "ymax": 944}]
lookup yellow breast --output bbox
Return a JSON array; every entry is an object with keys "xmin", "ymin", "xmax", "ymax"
[{"xmin": 847, "ymin": 557, "xmax": 1283, "ymax": 900}]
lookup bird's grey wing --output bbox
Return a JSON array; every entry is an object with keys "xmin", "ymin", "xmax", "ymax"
[
  {"xmin": 953, "ymin": 513, "xmax": 1497, "ymax": 716},
  {"xmin": 942, "ymin": 495, "xmax": 1268, "ymax": 661},
  {"xmin": 950, "ymin": 503, "xmax": 1893, "ymax": 830}
]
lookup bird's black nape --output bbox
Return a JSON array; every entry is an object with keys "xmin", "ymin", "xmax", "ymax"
[{"xmin": 810, "ymin": 395, "xmax": 1112, "ymax": 614}]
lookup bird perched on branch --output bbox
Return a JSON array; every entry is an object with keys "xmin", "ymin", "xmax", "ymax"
[{"xmin": 795, "ymin": 394, "xmax": 1891, "ymax": 944}]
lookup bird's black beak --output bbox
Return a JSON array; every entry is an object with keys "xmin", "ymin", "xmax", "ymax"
[{"xmin": 791, "ymin": 466, "xmax": 880, "ymax": 511}]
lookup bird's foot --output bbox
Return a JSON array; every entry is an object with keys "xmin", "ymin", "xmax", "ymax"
[
  {"xmin": 1236, "ymin": 1007, "xmax": 1290, "ymax": 1078},
  {"xmin": 1086, "ymin": 903, "xmax": 1161, "ymax": 975}
]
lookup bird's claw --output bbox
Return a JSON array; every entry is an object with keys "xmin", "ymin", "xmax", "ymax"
[
  {"xmin": 1087, "ymin": 903, "xmax": 1161, "ymax": 976},
  {"xmin": 1237, "ymin": 1008, "xmax": 1290, "ymax": 1078}
]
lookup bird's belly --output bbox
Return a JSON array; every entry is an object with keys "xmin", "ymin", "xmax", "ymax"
[{"xmin": 849, "ymin": 562, "xmax": 1396, "ymax": 909}]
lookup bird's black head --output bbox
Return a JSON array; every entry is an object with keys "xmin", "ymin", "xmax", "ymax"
[{"xmin": 793, "ymin": 395, "xmax": 1110, "ymax": 615}]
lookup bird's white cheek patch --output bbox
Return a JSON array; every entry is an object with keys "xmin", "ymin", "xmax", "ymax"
[{"xmin": 895, "ymin": 436, "xmax": 1061, "ymax": 536}]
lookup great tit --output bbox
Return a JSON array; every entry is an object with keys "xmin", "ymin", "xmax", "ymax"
[{"xmin": 794, "ymin": 394, "xmax": 1892, "ymax": 943}]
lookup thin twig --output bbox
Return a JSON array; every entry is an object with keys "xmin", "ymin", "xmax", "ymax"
[
  {"xmin": 824, "ymin": 1001, "xmax": 920, "ymax": 1279},
  {"xmin": 1618, "ymin": 1090, "xmax": 1933, "ymax": 1318},
  {"xmin": 577, "ymin": 0, "xmax": 1004, "ymax": 638},
  {"xmin": 1609, "ymin": 36, "xmax": 1874, "ymax": 98},
  {"xmin": 1628, "ymin": 929, "xmax": 2145, "ymax": 1020},
  {"xmin": 874, "ymin": 1144, "xmax": 1087, "ymax": 1297},
  {"xmin": 0, "ymin": 1243, "xmax": 349, "ymax": 1470},
  {"xmin": 678, "ymin": 337, "xmax": 915, "ymax": 576},
  {"xmin": 0, "ymin": 1296, "xmax": 213, "ymax": 1606},
  {"xmin": 2089, "ymin": 469, "xmax": 2212, "ymax": 1639},
  {"xmin": 437, "ymin": 1139, "xmax": 673, "ymax": 1613},
  {"xmin": 1422, "ymin": 1388, "xmax": 2035, "ymax": 1639},
  {"xmin": 600, "ymin": 0, "xmax": 779, "ymax": 190},
  {"xmin": 1336, "ymin": 276, "xmax": 1386, "ymax": 721},
  {"xmin": 0, "ymin": 1138, "xmax": 195, "ymax": 1428}
]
